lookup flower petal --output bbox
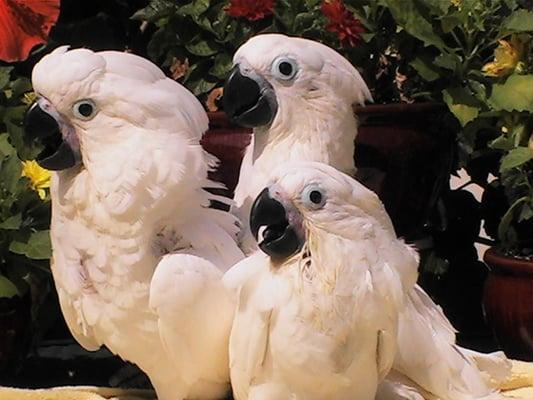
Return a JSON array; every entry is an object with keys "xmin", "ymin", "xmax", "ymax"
[{"xmin": 0, "ymin": 0, "xmax": 60, "ymax": 62}]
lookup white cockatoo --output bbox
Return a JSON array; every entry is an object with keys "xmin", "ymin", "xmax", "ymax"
[
  {"xmin": 224, "ymin": 161, "xmax": 419, "ymax": 400},
  {"xmin": 24, "ymin": 47, "xmax": 244, "ymax": 400},
  {"xmin": 223, "ymin": 33, "xmax": 372, "ymax": 252},
  {"xmin": 223, "ymin": 34, "xmax": 510, "ymax": 399}
]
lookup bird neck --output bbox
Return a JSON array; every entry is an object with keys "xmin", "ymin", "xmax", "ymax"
[{"xmin": 251, "ymin": 104, "xmax": 358, "ymax": 176}]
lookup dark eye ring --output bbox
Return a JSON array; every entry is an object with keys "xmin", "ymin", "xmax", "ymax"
[
  {"xmin": 272, "ymin": 57, "xmax": 298, "ymax": 81},
  {"xmin": 72, "ymin": 99, "xmax": 97, "ymax": 120},
  {"xmin": 301, "ymin": 185, "xmax": 326, "ymax": 208}
]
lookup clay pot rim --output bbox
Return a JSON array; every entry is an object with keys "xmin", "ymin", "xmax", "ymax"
[{"xmin": 484, "ymin": 247, "xmax": 533, "ymax": 277}]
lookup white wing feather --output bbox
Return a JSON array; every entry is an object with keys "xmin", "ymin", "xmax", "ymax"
[
  {"xmin": 394, "ymin": 285, "xmax": 510, "ymax": 400},
  {"xmin": 150, "ymin": 253, "xmax": 234, "ymax": 386}
]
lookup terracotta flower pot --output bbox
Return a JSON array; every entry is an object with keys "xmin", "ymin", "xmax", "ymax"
[
  {"xmin": 202, "ymin": 103, "xmax": 453, "ymax": 239},
  {"xmin": 483, "ymin": 248, "xmax": 533, "ymax": 361}
]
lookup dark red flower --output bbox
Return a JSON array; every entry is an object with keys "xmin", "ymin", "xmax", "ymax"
[
  {"xmin": 321, "ymin": 0, "xmax": 364, "ymax": 48},
  {"xmin": 0, "ymin": 0, "xmax": 60, "ymax": 62},
  {"xmin": 225, "ymin": 0, "xmax": 275, "ymax": 21}
]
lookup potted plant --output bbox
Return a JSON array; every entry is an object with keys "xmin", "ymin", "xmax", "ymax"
[
  {"xmin": 479, "ymin": 35, "xmax": 533, "ymax": 360},
  {"xmin": 377, "ymin": 0, "xmax": 533, "ymax": 357}
]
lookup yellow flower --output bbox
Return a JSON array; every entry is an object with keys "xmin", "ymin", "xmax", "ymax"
[
  {"xmin": 482, "ymin": 35, "xmax": 524, "ymax": 77},
  {"xmin": 21, "ymin": 160, "xmax": 51, "ymax": 200},
  {"xmin": 451, "ymin": 0, "xmax": 461, "ymax": 8}
]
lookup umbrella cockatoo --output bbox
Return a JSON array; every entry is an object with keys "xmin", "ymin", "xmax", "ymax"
[
  {"xmin": 224, "ymin": 161, "xmax": 418, "ymax": 400},
  {"xmin": 24, "ymin": 47, "xmax": 244, "ymax": 400},
  {"xmin": 223, "ymin": 33, "xmax": 372, "ymax": 252},
  {"xmin": 223, "ymin": 34, "xmax": 510, "ymax": 399}
]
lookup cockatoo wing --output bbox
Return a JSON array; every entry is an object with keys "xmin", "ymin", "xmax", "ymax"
[
  {"xmin": 149, "ymin": 253, "xmax": 234, "ymax": 386},
  {"xmin": 224, "ymin": 252, "xmax": 285, "ymax": 400},
  {"xmin": 394, "ymin": 285, "xmax": 510, "ymax": 400},
  {"xmin": 184, "ymin": 209, "xmax": 244, "ymax": 272}
]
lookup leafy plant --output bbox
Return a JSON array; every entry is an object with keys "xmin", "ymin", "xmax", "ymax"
[
  {"xmin": 133, "ymin": 0, "xmax": 374, "ymax": 104},
  {"xmin": 379, "ymin": 0, "xmax": 533, "ymax": 256},
  {"xmin": 0, "ymin": 66, "xmax": 52, "ymax": 305}
]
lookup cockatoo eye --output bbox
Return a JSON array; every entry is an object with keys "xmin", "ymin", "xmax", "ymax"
[
  {"xmin": 72, "ymin": 99, "xmax": 97, "ymax": 120},
  {"xmin": 272, "ymin": 57, "xmax": 298, "ymax": 81},
  {"xmin": 301, "ymin": 185, "xmax": 326, "ymax": 209}
]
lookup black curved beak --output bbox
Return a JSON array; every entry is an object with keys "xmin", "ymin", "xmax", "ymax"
[
  {"xmin": 24, "ymin": 102, "xmax": 78, "ymax": 171},
  {"xmin": 223, "ymin": 65, "xmax": 278, "ymax": 128},
  {"xmin": 250, "ymin": 188, "xmax": 303, "ymax": 262}
]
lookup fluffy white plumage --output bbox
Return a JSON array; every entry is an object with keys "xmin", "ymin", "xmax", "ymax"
[
  {"xmin": 225, "ymin": 162, "xmax": 419, "ymax": 400},
  {"xmin": 228, "ymin": 35, "xmax": 510, "ymax": 400},
  {"xmin": 32, "ymin": 47, "xmax": 244, "ymax": 400},
  {"xmin": 230, "ymin": 34, "xmax": 373, "ymax": 252}
]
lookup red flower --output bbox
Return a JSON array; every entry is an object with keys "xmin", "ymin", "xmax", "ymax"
[
  {"xmin": 321, "ymin": 0, "xmax": 364, "ymax": 48},
  {"xmin": 225, "ymin": 0, "xmax": 275, "ymax": 21},
  {"xmin": 0, "ymin": 0, "xmax": 60, "ymax": 62}
]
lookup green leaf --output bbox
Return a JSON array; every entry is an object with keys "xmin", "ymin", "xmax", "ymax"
[
  {"xmin": 422, "ymin": 0, "xmax": 451, "ymax": 14},
  {"xmin": 449, "ymin": 104, "xmax": 478, "ymax": 127},
  {"xmin": 293, "ymin": 12, "xmax": 316, "ymax": 32},
  {"xmin": 410, "ymin": 57, "xmax": 439, "ymax": 81},
  {"xmin": 210, "ymin": 53, "xmax": 232, "ymax": 79},
  {"xmin": 185, "ymin": 38, "xmax": 219, "ymax": 57},
  {"xmin": 442, "ymin": 87, "xmax": 480, "ymax": 127},
  {"xmin": 500, "ymin": 147, "xmax": 533, "ymax": 172},
  {"xmin": 10, "ymin": 230, "xmax": 52, "ymax": 260},
  {"xmin": 380, "ymin": 0, "xmax": 447, "ymax": 50},
  {"xmin": 0, "ymin": 67, "xmax": 13, "ymax": 90},
  {"xmin": 502, "ymin": 9, "xmax": 533, "ymax": 32},
  {"xmin": 434, "ymin": 53, "xmax": 459, "ymax": 71},
  {"xmin": 9, "ymin": 78, "xmax": 31, "ymax": 98},
  {"xmin": 178, "ymin": 0, "xmax": 210, "ymax": 17},
  {"xmin": 131, "ymin": 0, "xmax": 175, "ymax": 22},
  {"xmin": 0, "ymin": 133, "xmax": 16, "ymax": 158},
  {"xmin": 0, "ymin": 155, "xmax": 22, "ymax": 194},
  {"xmin": 0, "ymin": 275, "xmax": 19, "ymax": 298},
  {"xmin": 498, "ymin": 195, "xmax": 528, "ymax": 241},
  {"xmin": 441, "ymin": 15, "xmax": 461, "ymax": 33},
  {"xmin": 147, "ymin": 26, "xmax": 179, "ymax": 61},
  {"xmin": 490, "ymin": 135, "xmax": 514, "ymax": 151},
  {"xmin": 193, "ymin": 15, "xmax": 216, "ymax": 35},
  {"xmin": 469, "ymin": 81, "xmax": 487, "ymax": 102},
  {"xmin": 0, "ymin": 214, "xmax": 22, "ymax": 230},
  {"xmin": 489, "ymin": 75, "xmax": 533, "ymax": 112}
]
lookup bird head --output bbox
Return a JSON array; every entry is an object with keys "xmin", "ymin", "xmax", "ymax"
[
  {"xmin": 24, "ymin": 47, "xmax": 208, "ymax": 172},
  {"xmin": 223, "ymin": 34, "xmax": 372, "ymax": 130},
  {"xmin": 249, "ymin": 161, "xmax": 395, "ymax": 263}
]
